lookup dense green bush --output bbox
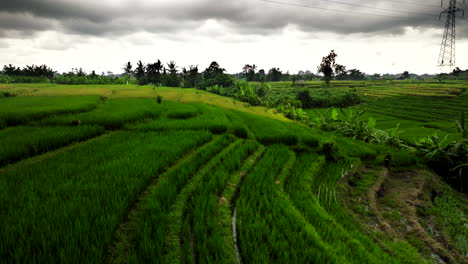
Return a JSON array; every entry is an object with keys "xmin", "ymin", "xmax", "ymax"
[
  {"xmin": 297, "ymin": 89, "xmax": 363, "ymax": 108},
  {"xmin": 416, "ymin": 135, "xmax": 467, "ymax": 192},
  {"xmin": 0, "ymin": 75, "xmax": 51, "ymax": 83},
  {"xmin": 54, "ymin": 74, "xmax": 127, "ymax": 85},
  {"xmin": 321, "ymin": 141, "xmax": 338, "ymax": 161}
]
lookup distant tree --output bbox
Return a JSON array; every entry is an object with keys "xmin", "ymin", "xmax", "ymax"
[
  {"xmin": 318, "ymin": 50, "xmax": 338, "ymax": 86},
  {"xmin": 291, "ymin": 75, "xmax": 297, "ymax": 86},
  {"xmin": 282, "ymin": 71, "xmax": 290, "ymax": 81},
  {"xmin": 163, "ymin": 61, "xmax": 180, "ymax": 87},
  {"xmin": 372, "ymin": 73, "xmax": 381, "ymax": 80},
  {"xmin": 197, "ymin": 62, "xmax": 234, "ymax": 89},
  {"xmin": 334, "ymin": 64, "xmax": 347, "ymax": 80},
  {"xmin": 76, "ymin": 68, "xmax": 86, "ymax": 77},
  {"xmin": 123, "ymin": 62, "xmax": 132, "ymax": 76},
  {"xmin": 90, "ymin": 70, "xmax": 98, "ymax": 78},
  {"xmin": 347, "ymin": 69, "xmax": 366, "ymax": 80},
  {"xmin": 243, "ymin": 64, "xmax": 257, "ymax": 82},
  {"xmin": 453, "ymin": 67, "xmax": 461, "ymax": 77},
  {"xmin": 182, "ymin": 65, "xmax": 200, "ymax": 88},
  {"xmin": 203, "ymin": 61, "xmax": 225, "ymax": 80},
  {"xmin": 257, "ymin": 69, "xmax": 266, "ymax": 82},
  {"xmin": 2, "ymin": 64, "xmax": 19, "ymax": 75},
  {"xmin": 2, "ymin": 64, "xmax": 55, "ymax": 79},
  {"xmin": 167, "ymin": 61, "xmax": 178, "ymax": 75},
  {"xmin": 123, "ymin": 62, "xmax": 133, "ymax": 84},
  {"xmin": 267, "ymin": 68, "xmax": 282, "ymax": 82},
  {"xmin": 135, "ymin": 60, "xmax": 146, "ymax": 80},
  {"xmin": 401, "ymin": 71, "xmax": 410, "ymax": 79},
  {"xmin": 146, "ymin": 60, "xmax": 163, "ymax": 84}
]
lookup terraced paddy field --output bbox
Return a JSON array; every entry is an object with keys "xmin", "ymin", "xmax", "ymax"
[
  {"xmin": 0, "ymin": 84, "xmax": 466, "ymax": 263},
  {"xmin": 270, "ymin": 80, "xmax": 468, "ymax": 142}
]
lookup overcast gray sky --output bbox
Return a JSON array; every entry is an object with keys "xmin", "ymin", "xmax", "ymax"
[{"xmin": 0, "ymin": 0, "xmax": 466, "ymax": 74}]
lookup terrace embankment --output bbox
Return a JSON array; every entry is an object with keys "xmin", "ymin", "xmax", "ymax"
[{"xmin": 343, "ymin": 166, "xmax": 468, "ymax": 264}]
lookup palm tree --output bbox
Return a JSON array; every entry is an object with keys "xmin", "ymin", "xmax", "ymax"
[{"xmin": 123, "ymin": 62, "xmax": 133, "ymax": 84}]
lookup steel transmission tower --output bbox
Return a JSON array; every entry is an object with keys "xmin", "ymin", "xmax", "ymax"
[{"xmin": 438, "ymin": 0, "xmax": 465, "ymax": 68}]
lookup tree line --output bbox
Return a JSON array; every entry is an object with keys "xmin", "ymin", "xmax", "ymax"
[
  {"xmin": 125, "ymin": 60, "xmax": 234, "ymax": 88},
  {"xmin": 3, "ymin": 50, "xmax": 468, "ymax": 85}
]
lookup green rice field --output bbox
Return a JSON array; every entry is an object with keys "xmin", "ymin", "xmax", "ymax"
[{"xmin": 0, "ymin": 82, "xmax": 466, "ymax": 263}]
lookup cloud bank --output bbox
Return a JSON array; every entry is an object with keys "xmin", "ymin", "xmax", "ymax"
[{"xmin": 0, "ymin": 0, "xmax": 449, "ymax": 38}]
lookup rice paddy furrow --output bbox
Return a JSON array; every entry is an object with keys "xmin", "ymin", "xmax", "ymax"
[
  {"xmin": 123, "ymin": 135, "xmax": 236, "ymax": 263},
  {"xmin": 0, "ymin": 131, "xmax": 112, "ymax": 175},
  {"xmin": 236, "ymin": 145, "xmax": 342, "ymax": 263},
  {"xmin": 163, "ymin": 139, "xmax": 244, "ymax": 264},
  {"xmin": 105, "ymin": 136, "xmax": 219, "ymax": 264},
  {"xmin": 218, "ymin": 145, "xmax": 266, "ymax": 264},
  {"xmin": 0, "ymin": 125, "xmax": 105, "ymax": 167},
  {"xmin": 285, "ymin": 153, "xmax": 390, "ymax": 263},
  {"xmin": 179, "ymin": 140, "xmax": 260, "ymax": 264},
  {"xmin": 0, "ymin": 130, "xmax": 212, "ymax": 263}
]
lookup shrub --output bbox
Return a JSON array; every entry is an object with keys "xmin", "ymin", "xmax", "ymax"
[
  {"xmin": 161, "ymin": 74, "xmax": 181, "ymax": 87},
  {"xmin": 303, "ymin": 136, "xmax": 319, "ymax": 147},
  {"xmin": 167, "ymin": 111, "xmax": 198, "ymax": 119},
  {"xmin": 0, "ymin": 92, "xmax": 16, "ymax": 98},
  {"xmin": 297, "ymin": 90, "xmax": 313, "ymax": 108},
  {"xmin": 321, "ymin": 141, "xmax": 338, "ymax": 161},
  {"xmin": 156, "ymin": 96, "xmax": 163, "ymax": 104},
  {"xmin": 209, "ymin": 125, "xmax": 228, "ymax": 134},
  {"xmin": 233, "ymin": 127, "xmax": 248, "ymax": 139}
]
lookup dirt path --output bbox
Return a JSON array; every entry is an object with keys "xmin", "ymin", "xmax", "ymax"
[
  {"xmin": 390, "ymin": 172, "xmax": 456, "ymax": 263},
  {"xmin": 367, "ymin": 169, "xmax": 397, "ymax": 237},
  {"xmin": 366, "ymin": 168, "xmax": 459, "ymax": 263}
]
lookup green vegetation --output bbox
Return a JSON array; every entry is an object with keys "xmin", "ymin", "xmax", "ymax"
[
  {"xmin": 181, "ymin": 140, "xmax": 259, "ymax": 263},
  {"xmin": 237, "ymin": 145, "xmax": 343, "ymax": 263},
  {"xmin": 0, "ymin": 131, "xmax": 211, "ymax": 263},
  {"xmin": 0, "ymin": 82, "xmax": 465, "ymax": 263},
  {"xmin": 0, "ymin": 96, "xmax": 101, "ymax": 126},
  {"xmin": 433, "ymin": 196, "xmax": 468, "ymax": 255},
  {"xmin": 0, "ymin": 125, "xmax": 104, "ymax": 166},
  {"xmin": 130, "ymin": 103, "xmax": 231, "ymax": 134},
  {"xmin": 127, "ymin": 135, "xmax": 235, "ymax": 263},
  {"xmin": 40, "ymin": 98, "xmax": 165, "ymax": 129}
]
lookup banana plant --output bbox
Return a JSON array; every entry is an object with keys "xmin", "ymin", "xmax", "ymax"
[{"xmin": 455, "ymin": 111, "xmax": 466, "ymax": 138}]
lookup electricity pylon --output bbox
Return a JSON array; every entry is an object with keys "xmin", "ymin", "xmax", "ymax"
[{"xmin": 438, "ymin": 0, "xmax": 465, "ymax": 69}]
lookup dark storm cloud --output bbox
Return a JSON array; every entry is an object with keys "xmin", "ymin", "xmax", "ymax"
[{"xmin": 0, "ymin": 0, "xmax": 459, "ymax": 38}]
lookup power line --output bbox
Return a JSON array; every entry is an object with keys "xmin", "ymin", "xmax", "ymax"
[
  {"xmin": 378, "ymin": 0, "xmax": 440, "ymax": 8},
  {"xmin": 311, "ymin": 0, "xmax": 439, "ymax": 17},
  {"xmin": 259, "ymin": 0, "xmax": 441, "ymax": 20},
  {"xmin": 438, "ymin": 0, "xmax": 465, "ymax": 68}
]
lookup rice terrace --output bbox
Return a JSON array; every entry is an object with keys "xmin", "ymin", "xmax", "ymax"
[{"xmin": 1, "ymin": 0, "xmax": 468, "ymax": 263}]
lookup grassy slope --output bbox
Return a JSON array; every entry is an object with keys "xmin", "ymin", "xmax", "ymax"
[
  {"xmin": 0, "ymin": 82, "xmax": 465, "ymax": 263},
  {"xmin": 0, "ymin": 84, "xmax": 290, "ymax": 122}
]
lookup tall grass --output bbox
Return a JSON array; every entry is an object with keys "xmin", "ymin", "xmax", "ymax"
[
  {"xmin": 236, "ymin": 145, "xmax": 341, "ymax": 263},
  {"xmin": 232, "ymin": 111, "xmax": 319, "ymax": 146},
  {"xmin": 127, "ymin": 134, "xmax": 236, "ymax": 263},
  {"xmin": 130, "ymin": 103, "xmax": 231, "ymax": 134},
  {"xmin": 40, "ymin": 99, "xmax": 165, "ymax": 129},
  {"xmin": 0, "ymin": 130, "xmax": 212, "ymax": 263},
  {"xmin": 0, "ymin": 96, "xmax": 101, "ymax": 126},
  {"xmin": 181, "ymin": 140, "xmax": 259, "ymax": 263},
  {"xmin": 0, "ymin": 125, "xmax": 104, "ymax": 166},
  {"xmin": 284, "ymin": 152, "xmax": 393, "ymax": 263}
]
